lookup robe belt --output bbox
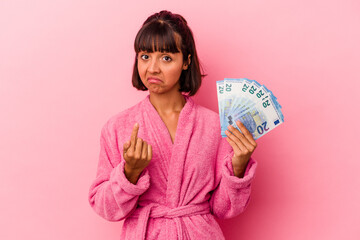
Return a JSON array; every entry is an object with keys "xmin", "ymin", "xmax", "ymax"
[{"xmin": 130, "ymin": 202, "xmax": 211, "ymax": 240}]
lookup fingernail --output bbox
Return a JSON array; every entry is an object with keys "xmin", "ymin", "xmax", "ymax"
[
  {"xmin": 135, "ymin": 122, "xmax": 139, "ymax": 127},
  {"xmin": 228, "ymin": 125, "xmax": 233, "ymax": 129}
]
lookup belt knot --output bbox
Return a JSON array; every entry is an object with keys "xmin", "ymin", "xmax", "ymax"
[{"xmin": 132, "ymin": 201, "xmax": 210, "ymax": 239}]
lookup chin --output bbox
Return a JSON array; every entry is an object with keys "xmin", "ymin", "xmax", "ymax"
[{"xmin": 148, "ymin": 86, "xmax": 163, "ymax": 94}]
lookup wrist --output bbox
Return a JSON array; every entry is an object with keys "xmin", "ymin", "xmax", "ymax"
[
  {"xmin": 124, "ymin": 163, "xmax": 143, "ymax": 184},
  {"xmin": 233, "ymin": 168, "xmax": 245, "ymax": 178},
  {"xmin": 232, "ymin": 159, "xmax": 248, "ymax": 178}
]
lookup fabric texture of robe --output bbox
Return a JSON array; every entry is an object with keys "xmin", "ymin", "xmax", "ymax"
[{"xmin": 88, "ymin": 94, "xmax": 257, "ymax": 239}]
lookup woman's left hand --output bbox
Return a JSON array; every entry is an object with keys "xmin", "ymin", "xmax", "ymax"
[{"xmin": 225, "ymin": 120, "xmax": 257, "ymax": 178}]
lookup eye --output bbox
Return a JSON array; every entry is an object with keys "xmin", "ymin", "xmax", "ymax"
[
  {"xmin": 162, "ymin": 56, "xmax": 172, "ymax": 62},
  {"xmin": 140, "ymin": 54, "xmax": 149, "ymax": 60}
]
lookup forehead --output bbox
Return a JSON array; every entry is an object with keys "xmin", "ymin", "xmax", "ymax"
[{"xmin": 134, "ymin": 21, "xmax": 182, "ymax": 53}]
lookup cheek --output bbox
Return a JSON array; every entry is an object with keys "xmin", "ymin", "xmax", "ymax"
[
  {"xmin": 137, "ymin": 63, "xmax": 146, "ymax": 78},
  {"xmin": 166, "ymin": 64, "xmax": 184, "ymax": 79},
  {"xmin": 136, "ymin": 65, "xmax": 146, "ymax": 87}
]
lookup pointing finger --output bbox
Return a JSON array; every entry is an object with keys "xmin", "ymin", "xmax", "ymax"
[{"xmin": 130, "ymin": 123, "xmax": 139, "ymax": 151}]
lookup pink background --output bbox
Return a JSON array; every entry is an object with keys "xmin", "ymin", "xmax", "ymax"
[{"xmin": 1, "ymin": 0, "xmax": 359, "ymax": 239}]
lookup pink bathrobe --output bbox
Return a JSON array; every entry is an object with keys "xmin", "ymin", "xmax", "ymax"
[{"xmin": 88, "ymin": 94, "xmax": 257, "ymax": 240}]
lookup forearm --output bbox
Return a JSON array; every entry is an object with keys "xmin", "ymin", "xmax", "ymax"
[
  {"xmin": 210, "ymin": 157, "xmax": 257, "ymax": 219},
  {"xmin": 89, "ymin": 161, "xmax": 150, "ymax": 221}
]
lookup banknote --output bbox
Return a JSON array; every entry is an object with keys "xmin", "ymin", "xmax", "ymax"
[
  {"xmin": 217, "ymin": 78, "xmax": 284, "ymax": 139},
  {"xmin": 216, "ymin": 80, "xmax": 225, "ymax": 132}
]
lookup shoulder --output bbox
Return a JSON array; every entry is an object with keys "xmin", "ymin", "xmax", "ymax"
[
  {"xmin": 195, "ymin": 104, "xmax": 219, "ymax": 118},
  {"xmin": 194, "ymin": 102, "xmax": 219, "ymax": 120},
  {"xmin": 193, "ymin": 101, "xmax": 221, "ymax": 129},
  {"xmin": 190, "ymin": 100, "xmax": 224, "ymax": 147},
  {"xmin": 100, "ymin": 98, "xmax": 146, "ymax": 136}
]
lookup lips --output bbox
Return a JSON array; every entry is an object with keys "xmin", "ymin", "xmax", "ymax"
[{"xmin": 147, "ymin": 77, "xmax": 162, "ymax": 84}]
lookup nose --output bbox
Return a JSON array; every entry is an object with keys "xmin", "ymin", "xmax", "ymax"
[{"xmin": 148, "ymin": 57, "xmax": 160, "ymax": 73}]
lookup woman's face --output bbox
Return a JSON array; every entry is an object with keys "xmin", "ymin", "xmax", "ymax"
[{"xmin": 137, "ymin": 49, "xmax": 188, "ymax": 95}]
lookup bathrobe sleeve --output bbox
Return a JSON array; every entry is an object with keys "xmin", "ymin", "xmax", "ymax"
[
  {"xmin": 88, "ymin": 123, "xmax": 151, "ymax": 221},
  {"xmin": 209, "ymin": 137, "xmax": 257, "ymax": 219}
]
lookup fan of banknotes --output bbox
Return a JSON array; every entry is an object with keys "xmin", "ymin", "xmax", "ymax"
[{"xmin": 216, "ymin": 78, "xmax": 284, "ymax": 140}]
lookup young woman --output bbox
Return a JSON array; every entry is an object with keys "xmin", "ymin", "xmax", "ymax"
[{"xmin": 88, "ymin": 10, "xmax": 257, "ymax": 240}]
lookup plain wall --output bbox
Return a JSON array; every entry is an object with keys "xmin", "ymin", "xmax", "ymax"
[{"xmin": 1, "ymin": 0, "xmax": 359, "ymax": 239}]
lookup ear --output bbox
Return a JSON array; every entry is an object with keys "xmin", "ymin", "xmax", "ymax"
[{"xmin": 182, "ymin": 54, "xmax": 191, "ymax": 70}]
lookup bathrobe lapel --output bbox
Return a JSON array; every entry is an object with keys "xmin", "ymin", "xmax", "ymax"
[
  {"xmin": 142, "ymin": 96, "xmax": 174, "ymax": 182},
  {"xmin": 166, "ymin": 96, "xmax": 195, "ymax": 208},
  {"xmin": 142, "ymin": 95, "xmax": 195, "ymax": 208}
]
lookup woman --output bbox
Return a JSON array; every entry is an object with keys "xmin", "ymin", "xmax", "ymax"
[{"xmin": 88, "ymin": 10, "xmax": 257, "ymax": 240}]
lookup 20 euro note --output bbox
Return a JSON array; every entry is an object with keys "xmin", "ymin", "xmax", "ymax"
[
  {"xmin": 217, "ymin": 78, "xmax": 284, "ymax": 139},
  {"xmin": 229, "ymin": 95, "xmax": 283, "ymax": 139},
  {"xmin": 222, "ymin": 78, "xmax": 260, "ymax": 137},
  {"xmin": 221, "ymin": 78, "xmax": 254, "ymax": 136},
  {"xmin": 216, "ymin": 80, "xmax": 225, "ymax": 131},
  {"xmin": 226, "ymin": 79, "xmax": 283, "ymax": 139},
  {"xmin": 216, "ymin": 80, "xmax": 236, "ymax": 137}
]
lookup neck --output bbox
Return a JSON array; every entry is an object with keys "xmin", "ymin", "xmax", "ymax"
[{"xmin": 149, "ymin": 91, "xmax": 186, "ymax": 115}]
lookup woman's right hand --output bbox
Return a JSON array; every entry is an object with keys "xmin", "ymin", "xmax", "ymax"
[{"xmin": 123, "ymin": 123, "xmax": 152, "ymax": 184}]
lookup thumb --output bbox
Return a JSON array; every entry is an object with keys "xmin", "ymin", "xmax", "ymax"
[{"xmin": 123, "ymin": 140, "xmax": 131, "ymax": 152}]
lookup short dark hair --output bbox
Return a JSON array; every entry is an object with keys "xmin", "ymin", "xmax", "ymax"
[{"xmin": 132, "ymin": 10, "xmax": 204, "ymax": 96}]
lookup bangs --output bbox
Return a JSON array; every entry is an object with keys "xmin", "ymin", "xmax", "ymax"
[{"xmin": 134, "ymin": 21, "xmax": 181, "ymax": 53}]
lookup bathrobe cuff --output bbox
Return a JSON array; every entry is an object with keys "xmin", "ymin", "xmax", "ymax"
[
  {"xmin": 110, "ymin": 161, "xmax": 150, "ymax": 196},
  {"xmin": 222, "ymin": 153, "xmax": 257, "ymax": 189}
]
